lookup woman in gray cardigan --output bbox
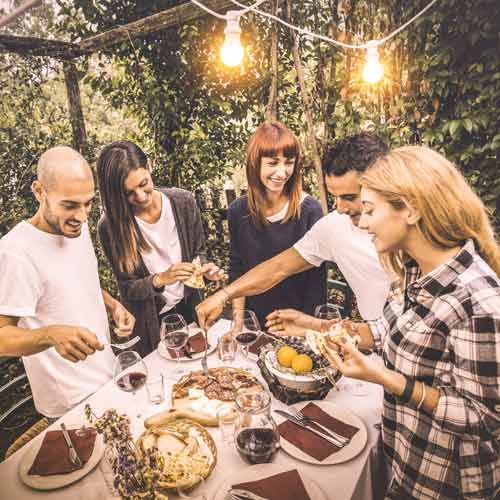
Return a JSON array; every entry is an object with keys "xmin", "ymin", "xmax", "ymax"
[{"xmin": 97, "ymin": 141, "xmax": 224, "ymax": 357}]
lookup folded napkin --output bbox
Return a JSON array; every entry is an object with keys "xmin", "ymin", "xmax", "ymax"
[
  {"xmin": 278, "ymin": 402, "xmax": 359, "ymax": 461},
  {"xmin": 233, "ymin": 469, "xmax": 311, "ymax": 500},
  {"xmin": 167, "ymin": 331, "xmax": 209, "ymax": 358},
  {"xmin": 28, "ymin": 429, "xmax": 97, "ymax": 476},
  {"xmin": 248, "ymin": 335, "xmax": 273, "ymax": 355}
]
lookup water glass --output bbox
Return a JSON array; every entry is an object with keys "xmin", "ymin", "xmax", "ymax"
[
  {"xmin": 217, "ymin": 404, "xmax": 237, "ymax": 445},
  {"xmin": 146, "ymin": 374, "xmax": 165, "ymax": 405},
  {"xmin": 217, "ymin": 333, "xmax": 237, "ymax": 363}
]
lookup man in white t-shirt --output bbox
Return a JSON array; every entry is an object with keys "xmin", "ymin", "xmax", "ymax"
[
  {"xmin": 0, "ymin": 146, "xmax": 135, "ymax": 418},
  {"xmin": 197, "ymin": 133, "xmax": 392, "ymax": 338}
]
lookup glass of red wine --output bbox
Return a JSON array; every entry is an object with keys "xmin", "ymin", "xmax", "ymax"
[
  {"xmin": 231, "ymin": 309, "xmax": 261, "ymax": 373},
  {"xmin": 113, "ymin": 350, "xmax": 148, "ymax": 419},
  {"xmin": 160, "ymin": 313, "xmax": 190, "ymax": 379}
]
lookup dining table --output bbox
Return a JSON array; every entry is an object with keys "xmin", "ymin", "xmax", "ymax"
[{"xmin": 0, "ymin": 319, "xmax": 386, "ymax": 500}]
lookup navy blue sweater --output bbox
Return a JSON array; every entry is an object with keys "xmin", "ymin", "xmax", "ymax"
[{"xmin": 228, "ymin": 195, "xmax": 327, "ymax": 327}]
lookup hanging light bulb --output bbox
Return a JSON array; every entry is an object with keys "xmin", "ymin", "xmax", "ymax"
[
  {"xmin": 362, "ymin": 42, "xmax": 384, "ymax": 84},
  {"xmin": 220, "ymin": 11, "xmax": 244, "ymax": 67}
]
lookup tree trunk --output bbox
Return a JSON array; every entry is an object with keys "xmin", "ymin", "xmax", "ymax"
[
  {"xmin": 265, "ymin": 0, "xmax": 279, "ymax": 121},
  {"xmin": 286, "ymin": 0, "xmax": 328, "ymax": 214},
  {"xmin": 62, "ymin": 61, "xmax": 87, "ymax": 154}
]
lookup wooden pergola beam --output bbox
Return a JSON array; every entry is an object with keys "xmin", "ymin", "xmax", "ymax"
[
  {"xmin": 0, "ymin": 34, "xmax": 79, "ymax": 58},
  {"xmin": 0, "ymin": 0, "xmax": 236, "ymax": 58},
  {"xmin": 0, "ymin": 0, "xmax": 42, "ymax": 29},
  {"xmin": 78, "ymin": 0, "xmax": 235, "ymax": 54}
]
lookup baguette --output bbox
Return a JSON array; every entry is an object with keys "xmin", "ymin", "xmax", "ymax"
[{"xmin": 144, "ymin": 408, "xmax": 218, "ymax": 428}]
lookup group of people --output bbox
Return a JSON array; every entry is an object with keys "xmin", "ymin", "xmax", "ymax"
[{"xmin": 0, "ymin": 121, "xmax": 498, "ymax": 499}]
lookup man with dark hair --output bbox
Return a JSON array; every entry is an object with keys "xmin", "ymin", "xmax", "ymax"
[{"xmin": 197, "ymin": 133, "xmax": 391, "ymax": 338}]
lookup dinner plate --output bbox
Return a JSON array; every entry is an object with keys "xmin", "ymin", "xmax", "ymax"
[
  {"xmin": 213, "ymin": 463, "xmax": 327, "ymax": 500},
  {"xmin": 275, "ymin": 400, "xmax": 367, "ymax": 465},
  {"xmin": 19, "ymin": 431, "xmax": 104, "ymax": 490},
  {"xmin": 157, "ymin": 326, "xmax": 217, "ymax": 362}
]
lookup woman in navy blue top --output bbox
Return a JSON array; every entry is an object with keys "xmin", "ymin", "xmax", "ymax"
[{"xmin": 228, "ymin": 121, "xmax": 326, "ymax": 327}]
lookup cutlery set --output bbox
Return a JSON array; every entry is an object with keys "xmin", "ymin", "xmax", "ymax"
[
  {"xmin": 274, "ymin": 408, "xmax": 351, "ymax": 448},
  {"xmin": 225, "ymin": 489, "xmax": 270, "ymax": 500},
  {"xmin": 60, "ymin": 423, "xmax": 83, "ymax": 468}
]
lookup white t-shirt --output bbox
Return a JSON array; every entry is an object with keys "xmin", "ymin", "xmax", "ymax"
[
  {"xmin": 0, "ymin": 222, "xmax": 115, "ymax": 418},
  {"xmin": 136, "ymin": 193, "xmax": 184, "ymax": 313},
  {"xmin": 293, "ymin": 211, "xmax": 391, "ymax": 320}
]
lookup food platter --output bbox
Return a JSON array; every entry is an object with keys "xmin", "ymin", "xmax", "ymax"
[{"xmin": 136, "ymin": 417, "xmax": 217, "ymax": 491}]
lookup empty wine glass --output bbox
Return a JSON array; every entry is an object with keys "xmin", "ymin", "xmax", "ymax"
[
  {"xmin": 314, "ymin": 303, "xmax": 342, "ymax": 333},
  {"xmin": 160, "ymin": 314, "xmax": 189, "ymax": 379},
  {"xmin": 231, "ymin": 309, "xmax": 261, "ymax": 373},
  {"xmin": 113, "ymin": 350, "xmax": 148, "ymax": 419}
]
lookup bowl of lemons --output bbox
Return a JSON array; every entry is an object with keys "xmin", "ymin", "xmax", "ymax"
[{"xmin": 262, "ymin": 336, "xmax": 340, "ymax": 392}]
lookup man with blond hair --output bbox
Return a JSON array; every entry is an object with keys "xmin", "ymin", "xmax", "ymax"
[{"xmin": 0, "ymin": 146, "xmax": 135, "ymax": 418}]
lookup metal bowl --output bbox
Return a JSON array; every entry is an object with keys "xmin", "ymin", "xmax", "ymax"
[{"xmin": 263, "ymin": 350, "xmax": 340, "ymax": 392}]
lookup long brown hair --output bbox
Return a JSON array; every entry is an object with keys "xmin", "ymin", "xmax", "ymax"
[
  {"xmin": 246, "ymin": 121, "xmax": 302, "ymax": 226},
  {"xmin": 360, "ymin": 146, "xmax": 500, "ymax": 281},
  {"xmin": 97, "ymin": 141, "xmax": 151, "ymax": 274}
]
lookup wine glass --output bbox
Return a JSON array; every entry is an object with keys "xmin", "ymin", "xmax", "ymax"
[
  {"xmin": 113, "ymin": 350, "xmax": 148, "ymax": 419},
  {"xmin": 314, "ymin": 303, "xmax": 342, "ymax": 333},
  {"xmin": 160, "ymin": 313, "xmax": 189, "ymax": 379},
  {"xmin": 231, "ymin": 309, "xmax": 261, "ymax": 373}
]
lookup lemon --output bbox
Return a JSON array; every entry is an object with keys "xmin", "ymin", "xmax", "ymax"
[
  {"xmin": 277, "ymin": 346, "xmax": 298, "ymax": 368},
  {"xmin": 291, "ymin": 354, "xmax": 313, "ymax": 374}
]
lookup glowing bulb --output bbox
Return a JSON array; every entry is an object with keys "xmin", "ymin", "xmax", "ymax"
[
  {"xmin": 362, "ymin": 44, "xmax": 384, "ymax": 84},
  {"xmin": 221, "ymin": 11, "xmax": 244, "ymax": 67}
]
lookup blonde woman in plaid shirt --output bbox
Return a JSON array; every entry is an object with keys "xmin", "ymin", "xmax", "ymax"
[{"xmin": 325, "ymin": 146, "xmax": 499, "ymax": 500}]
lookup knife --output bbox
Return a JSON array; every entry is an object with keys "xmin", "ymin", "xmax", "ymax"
[
  {"xmin": 60, "ymin": 422, "xmax": 83, "ymax": 467},
  {"xmin": 274, "ymin": 410, "xmax": 345, "ymax": 448}
]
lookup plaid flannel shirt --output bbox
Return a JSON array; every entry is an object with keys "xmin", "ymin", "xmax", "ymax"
[{"xmin": 370, "ymin": 240, "xmax": 500, "ymax": 500}]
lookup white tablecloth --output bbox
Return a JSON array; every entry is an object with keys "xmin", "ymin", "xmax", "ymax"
[{"xmin": 0, "ymin": 320, "xmax": 385, "ymax": 500}]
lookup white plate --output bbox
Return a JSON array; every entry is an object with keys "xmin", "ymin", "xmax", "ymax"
[
  {"xmin": 158, "ymin": 326, "xmax": 217, "ymax": 362},
  {"xmin": 275, "ymin": 401, "xmax": 367, "ymax": 465},
  {"xmin": 213, "ymin": 463, "xmax": 327, "ymax": 500},
  {"xmin": 19, "ymin": 431, "xmax": 104, "ymax": 490}
]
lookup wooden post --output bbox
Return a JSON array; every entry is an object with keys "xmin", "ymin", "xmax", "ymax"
[
  {"xmin": 286, "ymin": 0, "xmax": 328, "ymax": 214},
  {"xmin": 265, "ymin": 0, "xmax": 279, "ymax": 121},
  {"xmin": 62, "ymin": 61, "xmax": 87, "ymax": 154}
]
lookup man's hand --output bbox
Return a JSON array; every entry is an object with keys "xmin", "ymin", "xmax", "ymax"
[
  {"xmin": 265, "ymin": 309, "xmax": 320, "ymax": 337},
  {"xmin": 201, "ymin": 262, "xmax": 227, "ymax": 282},
  {"xmin": 42, "ymin": 325, "xmax": 103, "ymax": 363},
  {"xmin": 155, "ymin": 263, "xmax": 195, "ymax": 287},
  {"xmin": 196, "ymin": 291, "xmax": 225, "ymax": 330},
  {"xmin": 110, "ymin": 302, "xmax": 135, "ymax": 337}
]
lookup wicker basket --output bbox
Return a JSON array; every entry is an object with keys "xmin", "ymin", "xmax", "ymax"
[{"xmin": 136, "ymin": 417, "xmax": 217, "ymax": 491}]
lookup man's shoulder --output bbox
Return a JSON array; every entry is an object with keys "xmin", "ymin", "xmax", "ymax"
[
  {"xmin": 311, "ymin": 210, "xmax": 350, "ymax": 231},
  {"xmin": 0, "ymin": 221, "xmax": 31, "ymax": 252},
  {"xmin": 228, "ymin": 196, "xmax": 249, "ymax": 215}
]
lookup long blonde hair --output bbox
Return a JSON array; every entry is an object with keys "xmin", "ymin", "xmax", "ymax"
[{"xmin": 360, "ymin": 146, "xmax": 500, "ymax": 280}]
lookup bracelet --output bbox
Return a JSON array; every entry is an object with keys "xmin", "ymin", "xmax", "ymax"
[
  {"xmin": 218, "ymin": 287, "xmax": 231, "ymax": 306},
  {"xmin": 417, "ymin": 382, "xmax": 427, "ymax": 410},
  {"xmin": 398, "ymin": 376, "xmax": 416, "ymax": 403}
]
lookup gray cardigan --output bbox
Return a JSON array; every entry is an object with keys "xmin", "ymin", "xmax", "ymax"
[{"xmin": 98, "ymin": 188, "xmax": 206, "ymax": 356}]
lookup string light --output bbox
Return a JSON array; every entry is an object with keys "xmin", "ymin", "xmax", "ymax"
[
  {"xmin": 362, "ymin": 42, "xmax": 384, "ymax": 84},
  {"xmin": 220, "ymin": 10, "xmax": 244, "ymax": 67},
  {"xmin": 191, "ymin": 0, "xmax": 439, "ymax": 73}
]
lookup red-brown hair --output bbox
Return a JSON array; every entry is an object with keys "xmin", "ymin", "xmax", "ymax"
[{"xmin": 246, "ymin": 121, "xmax": 302, "ymax": 226}]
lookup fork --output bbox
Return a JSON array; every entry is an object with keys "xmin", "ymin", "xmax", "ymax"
[
  {"xmin": 225, "ymin": 489, "xmax": 270, "ymax": 500},
  {"xmin": 105, "ymin": 336, "xmax": 140, "ymax": 350},
  {"xmin": 287, "ymin": 407, "xmax": 350, "ymax": 445}
]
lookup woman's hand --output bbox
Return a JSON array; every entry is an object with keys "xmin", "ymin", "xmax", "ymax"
[
  {"xmin": 201, "ymin": 262, "xmax": 227, "ymax": 282},
  {"xmin": 323, "ymin": 336, "xmax": 384, "ymax": 385},
  {"xmin": 196, "ymin": 291, "xmax": 225, "ymax": 330},
  {"xmin": 110, "ymin": 302, "xmax": 136, "ymax": 337},
  {"xmin": 154, "ymin": 263, "xmax": 194, "ymax": 287},
  {"xmin": 265, "ymin": 309, "xmax": 320, "ymax": 336}
]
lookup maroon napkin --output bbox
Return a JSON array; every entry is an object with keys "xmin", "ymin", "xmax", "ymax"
[
  {"xmin": 167, "ymin": 331, "xmax": 209, "ymax": 358},
  {"xmin": 278, "ymin": 402, "xmax": 359, "ymax": 461},
  {"xmin": 234, "ymin": 469, "xmax": 311, "ymax": 500},
  {"xmin": 248, "ymin": 335, "xmax": 273, "ymax": 356},
  {"xmin": 28, "ymin": 429, "xmax": 97, "ymax": 476}
]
